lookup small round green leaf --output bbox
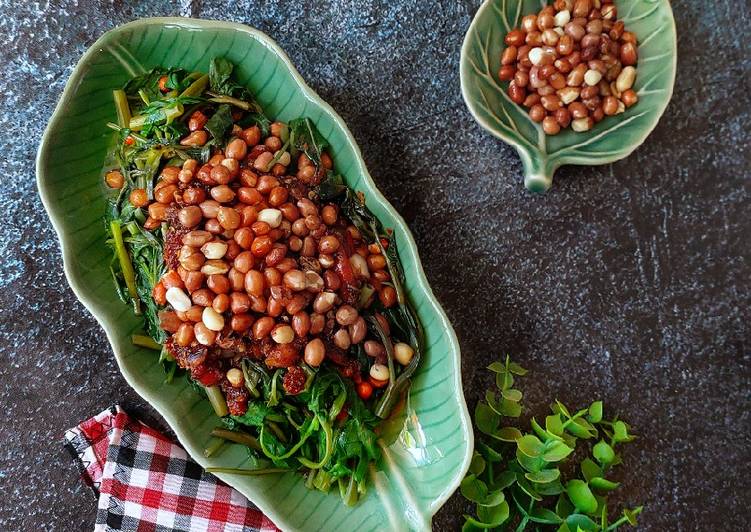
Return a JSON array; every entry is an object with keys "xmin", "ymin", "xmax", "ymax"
[
  {"xmin": 502, "ymin": 388, "xmax": 522, "ymax": 402},
  {"xmin": 460, "ymin": 474, "xmax": 488, "ymax": 503},
  {"xmin": 536, "ymin": 479, "xmax": 564, "ymax": 496},
  {"xmin": 531, "ymin": 417, "xmax": 550, "ymax": 441},
  {"xmin": 469, "ymin": 452, "xmax": 486, "ymax": 475},
  {"xmin": 495, "ymin": 371, "xmax": 513, "ymax": 390},
  {"xmin": 516, "ymin": 447, "xmax": 546, "ymax": 473},
  {"xmin": 580, "ymin": 458, "xmax": 602, "ymax": 482},
  {"xmin": 565, "ymin": 513, "xmax": 599, "ymax": 532},
  {"xmin": 500, "ymin": 398, "xmax": 522, "ymax": 418},
  {"xmin": 529, "ymin": 507, "xmax": 564, "ymax": 525},
  {"xmin": 623, "ymin": 506, "xmax": 644, "ymax": 525},
  {"xmin": 566, "ymin": 480, "xmax": 598, "ymax": 515},
  {"xmin": 589, "ymin": 477, "xmax": 620, "ymax": 492},
  {"xmin": 546, "ymin": 414, "xmax": 564, "ymax": 436},
  {"xmin": 479, "ymin": 489, "xmax": 505, "ymax": 507},
  {"xmin": 494, "ymin": 426, "xmax": 523, "ymax": 442},
  {"xmin": 495, "ymin": 470, "xmax": 517, "ymax": 491},
  {"xmin": 543, "ymin": 440, "xmax": 574, "ymax": 462},
  {"xmin": 593, "ymin": 440, "xmax": 615, "ymax": 465},
  {"xmin": 475, "ymin": 403, "xmax": 500, "ymax": 436},
  {"xmin": 517, "ymin": 435, "xmax": 545, "ymax": 458},
  {"xmin": 566, "ymin": 417, "xmax": 597, "ymax": 439},
  {"xmin": 475, "ymin": 501, "xmax": 510, "ymax": 527},
  {"xmin": 461, "ymin": 518, "xmax": 486, "ymax": 532},
  {"xmin": 486, "ymin": 361, "xmax": 506, "ymax": 373},
  {"xmin": 516, "ymin": 475, "xmax": 543, "ymax": 501},
  {"xmin": 613, "ymin": 421, "xmax": 631, "ymax": 442},
  {"xmin": 555, "ymin": 400, "xmax": 572, "ymax": 418},
  {"xmin": 525, "ymin": 468, "xmax": 560, "ymax": 484},
  {"xmin": 508, "ymin": 362, "xmax": 527, "ymax": 375},
  {"xmin": 587, "ymin": 401, "xmax": 603, "ymax": 423},
  {"xmin": 478, "ymin": 441, "xmax": 503, "ymax": 463},
  {"xmin": 556, "ymin": 493, "xmax": 575, "ymax": 519}
]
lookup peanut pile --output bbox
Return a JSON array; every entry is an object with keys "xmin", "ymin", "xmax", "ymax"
[{"xmin": 499, "ymin": 0, "xmax": 639, "ymax": 135}]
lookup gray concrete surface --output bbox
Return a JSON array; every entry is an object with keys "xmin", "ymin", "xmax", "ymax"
[{"xmin": 0, "ymin": 0, "xmax": 749, "ymax": 530}]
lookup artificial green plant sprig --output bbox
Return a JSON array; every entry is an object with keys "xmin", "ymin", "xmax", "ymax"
[{"xmin": 461, "ymin": 356, "xmax": 643, "ymax": 531}]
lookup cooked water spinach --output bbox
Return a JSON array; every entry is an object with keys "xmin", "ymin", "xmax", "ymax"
[{"xmin": 103, "ymin": 58, "xmax": 422, "ymax": 505}]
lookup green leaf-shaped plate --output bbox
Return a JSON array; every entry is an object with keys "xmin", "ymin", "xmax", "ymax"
[
  {"xmin": 36, "ymin": 18, "xmax": 472, "ymax": 531},
  {"xmin": 460, "ymin": 0, "xmax": 676, "ymax": 192}
]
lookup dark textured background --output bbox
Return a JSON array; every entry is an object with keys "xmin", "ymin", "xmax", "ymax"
[{"xmin": 0, "ymin": 0, "xmax": 749, "ymax": 530}]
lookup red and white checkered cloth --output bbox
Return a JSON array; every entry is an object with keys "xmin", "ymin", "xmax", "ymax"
[{"xmin": 64, "ymin": 405, "xmax": 278, "ymax": 532}]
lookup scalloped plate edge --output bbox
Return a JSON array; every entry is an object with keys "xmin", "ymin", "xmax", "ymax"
[{"xmin": 36, "ymin": 17, "xmax": 473, "ymax": 531}]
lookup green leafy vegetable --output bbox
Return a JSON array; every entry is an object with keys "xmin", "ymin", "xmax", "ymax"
[
  {"xmin": 460, "ymin": 356, "xmax": 642, "ymax": 530},
  {"xmin": 204, "ymin": 104, "xmax": 234, "ymax": 145},
  {"xmin": 105, "ymin": 58, "xmax": 423, "ymax": 508},
  {"xmin": 208, "ymin": 57, "xmax": 264, "ymax": 114},
  {"xmin": 289, "ymin": 117, "xmax": 329, "ymax": 164}
]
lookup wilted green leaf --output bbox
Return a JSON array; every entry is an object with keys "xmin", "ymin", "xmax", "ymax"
[
  {"xmin": 580, "ymin": 458, "xmax": 602, "ymax": 482},
  {"xmin": 475, "ymin": 403, "xmax": 500, "ymax": 436},
  {"xmin": 479, "ymin": 500, "xmax": 511, "ymax": 527},
  {"xmin": 566, "ymin": 417, "xmax": 597, "ymax": 439},
  {"xmin": 613, "ymin": 420, "xmax": 632, "ymax": 442},
  {"xmin": 502, "ymin": 388, "xmax": 522, "ymax": 402},
  {"xmin": 460, "ymin": 474, "xmax": 488, "ymax": 503},
  {"xmin": 566, "ymin": 480, "xmax": 598, "ymax": 515},
  {"xmin": 469, "ymin": 452, "xmax": 486, "ymax": 475},
  {"xmin": 587, "ymin": 401, "xmax": 603, "ymax": 423},
  {"xmin": 495, "ymin": 470, "xmax": 517, "ymax": 491},
  {"xmin": 529, "ymin": 507, "xmax": 564, "ymax": 524},
  {"xmin": 536, "ymin": 479, "xmax": 564, "ymax": 496},
  {"xmin": 494, "ymin": 426, "xmax": 523, "ymax": 442},
  {"xmin": 554, "ymin": 400, "xmax": 572, "ymax": 419},
  {"xmin": 487, "ymin": 361, "xmax": 506, "ymax": 373},
  {"xmin": 543, "ymin": 440, "xmax": 574, "ymax": 462},
  {"xmin": 589, "ymin": 477, "xmax": 620, "ymax": 491},
  {"xmin": 556, "ymin": 494, "xmax": 575, "ymax": 518},
  {"xmin": 531, "ymin": 417, "xmax": 548, "ymax": 441},
  {"xmin": 593, "ymin": 440, "xmax": 615, "ymax": 465},
  {"xmin": 546, "ymin": 414, "xmax": 564, "ymax": 436},
  {"xmin": 526, "ymin": 468, "xmax": 560, "ymax": 484},
  {"xmin": 564, "ymin": 514, "xmax": 598, "ymax": 532},
  {"xmin": 478, "ymin": 441, "xmax": 503, "ymax": 463},
  {"xmin": 623, "ymin": 506, "xmax": 643, "ymax": 525},
  {"xmin": 495, "ymin": 371, "xmax": 514, "ymax": 391},
  {"xmin": 517, "ymin": 434, "xmax": 545, "ymax": 458},
  {"xmin": 478, "ymin": 489, "xmax": 505, "ymax": 507},
  {"xmin": 561, "ymin": 431, "xmax": 578, "ymax": 449},
  {"xmin": 461, "ymin": 519, "xmax": 486, "ymax": 532},
  {"xmin": 517, "ymin": 447, "xmax": 546, "ymax": 473},
  {"xmin": 500, "ymin": 398, "xmax": 522, "ymax": 418},
  {"xmin": 516, "ymin": 475, "xmax": 543, "ymax": 501}
]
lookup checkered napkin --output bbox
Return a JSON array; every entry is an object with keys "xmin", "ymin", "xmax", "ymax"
[{"xmin": 64, "ymin": 405, "xmax": 278, "ymax": 532}]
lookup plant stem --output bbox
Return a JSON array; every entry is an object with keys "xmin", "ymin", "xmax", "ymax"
[
  {"xmin": 203, "ymin": 437, "xmax": 225, "ymax": 458},
  {"xmin": 297, "ymin": 415, "xmax": 333, "ymax": 469},
  {"xmin": 210, "ymin": 428, "xmax": 261, "ymax": 451},
  {"xmin": 205, "ymin": 385, "xmax": 229, "ymax": 417},
  {"xmin": 113, "ymin": 90, "xmax": 131, "ymax": 128},
  {"xmin": 205, "ymin": 467, "xmax": 289, "ymax": 476},
  {"xmin": 180, "ymin": 74, "xmax": 209, "ymax": 98},
  {"xmin": 131, "ymin": 334, "xmax": 160, "ymax": 350},
  {"xmin": 605, "ymin": 507, "xmax": 643, "ymax": 531},
  {"xmin": 110, "ymin": 220, "xmax": 141, "ymax": 315}
]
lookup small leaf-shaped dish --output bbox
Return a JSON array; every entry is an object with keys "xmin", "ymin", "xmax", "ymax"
[
  {"xmin": 37, "ymin": 18, "xmax": 472, "ymax": 531},
  {"xmin": 460, "ymin": 0, "xmax": 676, "ymax": 192}
]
